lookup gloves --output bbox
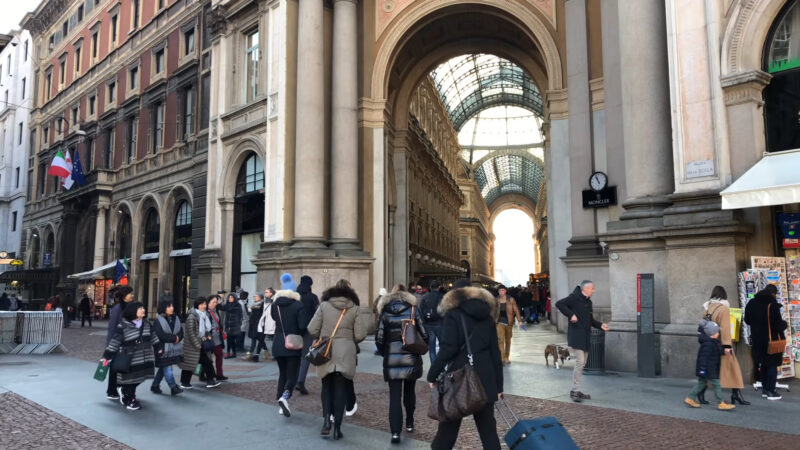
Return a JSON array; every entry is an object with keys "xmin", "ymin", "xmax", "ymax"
[{"xmin": 520, "ymin": 325, "xmax": 527, "ymax": 331}]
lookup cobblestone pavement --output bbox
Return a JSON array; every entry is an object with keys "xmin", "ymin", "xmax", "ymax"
[
  {"xmin": 0, "ymin": 392, "xmax": 131, "ymax": 450},
  {"xmin": 219, "ymin": 373, "xmax": 796, "ymax": 449}
]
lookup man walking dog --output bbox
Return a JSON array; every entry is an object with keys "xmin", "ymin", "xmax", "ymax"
[{"xmin": 556, "ymin": 280, "xmax": 609, "ymax": 403}]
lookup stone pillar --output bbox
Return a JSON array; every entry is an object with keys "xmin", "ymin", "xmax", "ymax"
[
  {"xmin": 617, "ymin": 1, "xmax": 674, "ymax": 218},
  {"xmin": 93, "ymin": 203, "xmax": 108, "ymax": 268},
  {"xmin": 291, "ymin": 0, "xmax": 328, "ymax": 251},
  {"xmin": 391, "ymin": 133, "xmax": 410, "ymax": 286},
  {"xmin": 330, "ymin": 0, "xmax": 360, "ymax": 253}
]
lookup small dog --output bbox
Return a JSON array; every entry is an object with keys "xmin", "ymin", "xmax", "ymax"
[{"xmin": 544, "ymin": 345, "xmax": 571, "ymax": 369}]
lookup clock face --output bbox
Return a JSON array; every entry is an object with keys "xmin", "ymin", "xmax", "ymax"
[{"xmin": 590, "ymin": 172, "xmax": 608, "ymax": 192}]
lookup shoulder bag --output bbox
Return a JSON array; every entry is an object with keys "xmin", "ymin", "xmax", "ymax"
[
  {"xmin": 111, "ymin": 326, "xmax": 144, "ymax": 373},
  {"xmin": 305, "ymin": 308, "xmax": 347, "ymax": 366},
  {"xmin": 767, "ymin": 304, "xmax": 787, "ymax": 355},
  {"xmin": 277, "ymin": 305, "xmax": 304, "ymax": 350},
  {"xmin": 428, "ymin": 314, "xmax": 488, "ymax": 422},
  {"xmin": 402, "ymin": 305, "xmax": 429, "ymax": 355}
]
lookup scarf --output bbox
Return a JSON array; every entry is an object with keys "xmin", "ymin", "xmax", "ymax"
[
  {"xmin": 703, "ymin": 298, "xmax": 730, "ymax": 312},
  {"xmin": 133, "ymin": 319, "xmax": 143, "ymax": 328},
  {"xmin": 249, "ymin": 297, "xmax": 264, "ymax": 310},
  {"xmin": 196, "ymin": 309, "xmax": 212, "ymax": 336}
]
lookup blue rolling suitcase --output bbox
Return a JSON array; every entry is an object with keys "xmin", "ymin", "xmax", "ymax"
[{"xmin": 495, "ymin": 397, "xmax": 579, "ymax": 450}]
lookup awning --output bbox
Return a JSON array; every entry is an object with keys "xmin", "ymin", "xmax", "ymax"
[
  {"xmin": 67, "ymin": 260, "xmax": 120, "ymax": 280},
  {"xmin": 169, "ymin": 248, "xmax": 192, "ymax": 257},
  {"xmin": 140, "ymin": 253, "xmax": 159, "ymax": 261},
  {"xmin": 721, "ymin": 149, "xmax": 800, "ymax": 209},
  {"xmin": 0, "ymin": 268, "xmax": 59, "ymax": 282}
]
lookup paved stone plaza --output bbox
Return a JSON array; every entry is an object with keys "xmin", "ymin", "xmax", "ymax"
[{"xmin": 0, "ymin": 324, "xmax": 797, "ymax": 449}]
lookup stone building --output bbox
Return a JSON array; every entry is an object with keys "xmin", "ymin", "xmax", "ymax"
[
  {"xmin": 0, "ymin": 30, "xmax": 33, "ymax": 266},
  {"xmin": 21, "ymin": 0, "xmax": 211, "ymax": 315}
]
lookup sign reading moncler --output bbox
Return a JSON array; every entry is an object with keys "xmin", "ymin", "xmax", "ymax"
[{"xmin": 582, "ymin": 171, "xmax": 617, "ymax": 208}]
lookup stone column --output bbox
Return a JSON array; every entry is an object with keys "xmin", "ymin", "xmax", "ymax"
[
  {"xmin": 291, "ymin": 0, "xmax": 328, "ymax": 251},
  {"xmin": 617, "ymin": 1, "xmax": 674, "ymax": 217},
  {"xmin": 330, "ymin": 0, "xmax": 360, "ymax": 252},
  {"xmin": 93, "ymin": 203, "xmax": 108, "ymax": 268}
]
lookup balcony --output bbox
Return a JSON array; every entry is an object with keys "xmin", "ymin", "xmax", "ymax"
[{"xmin": 58, "ymin": 169, "xmax": 115, "ymax": 202}]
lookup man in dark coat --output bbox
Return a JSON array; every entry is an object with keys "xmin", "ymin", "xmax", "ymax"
[
  {"xmin": 295, "ymin": 275, "xmax": 319, "ymax": 395},
  {"xmin": 419, "ymin": 280, "xmax": 444, "ymax": 363},
  {"xmin": 79, "ymin": 294, "xmax": 93, "ymax": 327},
  {"xmin": 744, "ymin": 285, "xmax": 787, "ymax": 400},
  {"xmin": 555, "ymin": 281, "xmax": 609, "ymax": 402}
]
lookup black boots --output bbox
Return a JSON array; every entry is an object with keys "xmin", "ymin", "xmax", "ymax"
[
  {"xmin": 296, "ymin": 383, "xmax": 309, "ymax": 395},
  {"xmin": 320, "ymin": 415, "xmax": 332, "ymax": 436},
  {"xmin": 332, "ymin": 424, "xmax": 343, "ymax": 441},
  {"xmin": 697, "ymin": 388, "xmax": 709, "ymax": 405},
  {"xmin": 731, "ymin": 388, "xmax": 750, "ymax": 405}
]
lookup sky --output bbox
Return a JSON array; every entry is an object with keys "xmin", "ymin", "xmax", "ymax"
[
  {"xmin": 0, "ymin": 1, "xmax": 39, "ymax": 35},
  {"xmin": 493, "ymin": 209, "xmax": 535, "ymax": 286}
]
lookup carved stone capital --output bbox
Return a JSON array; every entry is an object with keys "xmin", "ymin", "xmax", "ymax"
[
  {"xmin": 721, "ymin": 70, "xmax": 772, "ymax": 106},
  {"xmin": 359, "ymin": 97, "xmax": 388, "ymax": 128},
  {"xmin": 590, "ymin": 77, "xmax": 605, "ymax": 111},
  {"xmin": 208, "ymin": 5, "xmax": 229, "ymax": 39},
  {"xmin": 546, "ymin": 89, "xmax": 568, "ymax": 120}
]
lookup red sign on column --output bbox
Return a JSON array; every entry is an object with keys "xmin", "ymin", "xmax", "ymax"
[{"xmin": 636, "ymin": 273, "xmax": 642, "ymax": 313}]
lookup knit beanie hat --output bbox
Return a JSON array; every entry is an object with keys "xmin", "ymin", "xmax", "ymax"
[
  {"xmin": 300, "ymin": 275, "xmax": 313, "ymax": 286},
  {"xmin": 703, "ymin": 320, "xmax": 720, "ymax": 337},
  {"xmin": 280, "ymin": 273, "xmax": 297, "ymax": 291}
]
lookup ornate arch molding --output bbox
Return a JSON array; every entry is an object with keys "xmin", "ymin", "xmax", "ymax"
[
  {"xmin": 722, "ymin": 0, "xmax": 788, "ymax": 75},
  {"xmin": 487, "ymin": 195, "xmax": 537, "ymax": 235},
  {"xmin": 371, "ymin": 0, "xmax": 564, "ymax": 102},
  {"xmin": 220, "ymin": 137, "xmax": 266, "ymax": 200}
]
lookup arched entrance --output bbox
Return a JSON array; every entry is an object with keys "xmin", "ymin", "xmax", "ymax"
[
  {"xmin": 372, "ymin": 2, "xmax": 563, "ymax": 289},
  {"xmin": 232, "ymin": 152, "xmax": 265, "ymax": 295},
  {"xmin": 140, "ymin": 208, "xmax": 160, "ymax": 312},
  {"xmin": 172, "ymin": 200, "xmax": 192, "ymax": 316},
  {"xmin": 492, "ymin": 209, "xmax": 535, "ymax": 285}
]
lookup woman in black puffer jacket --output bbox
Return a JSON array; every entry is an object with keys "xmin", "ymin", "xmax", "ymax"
[{"xmin": 376, "ymin": 285, "xmax": 428, "ymax": 444}]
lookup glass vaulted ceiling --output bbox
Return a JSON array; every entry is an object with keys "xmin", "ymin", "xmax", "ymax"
[{"xmin": 430, "ymin": 54, "xmax": 545, "ymax": 207}]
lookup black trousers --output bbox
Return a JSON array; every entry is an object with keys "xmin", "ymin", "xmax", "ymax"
[
  {"xmin": 249, "ymin": 334, "xmax": 267, "ymax": 354},
  {"xmin": 106, "ymin": 368, "xmax": 118, "ymax": 396},
  {"xmin": 121, "ymin": 383, "xmax": 139, "ymax": 404},
  {"xmin": 276, "ymin": 356, "xmax": 301, "ymax": 400},
  {"xmin": 763, "ymin": 364, "xmax": 778, "ymax": 393},
  {"xmin": 321, "ymin": 372, "xmax": 352, "ymax": 425},
  {"xmin": 81, "ymin": 313, "xmax": 92, "ymax": 327},
  {"xmin": 226, "ymin": 335, "xmax": 240, "ymax": 355},
  {"xmin": 432, "ymin": 401, "xmax": 501, "ymax": 450},
  {"xmin": 180, "ymin": 352, "xmax": 216, "ymax": 385},
  {"xmin": 388, "ymin": 379, "xmax": 416, "ymax": 433}
]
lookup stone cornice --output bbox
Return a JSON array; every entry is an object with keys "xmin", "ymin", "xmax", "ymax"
[
  {"xmin": 589, "ymin": 77, "xmax": 605, "ymax": 111},
  {"xmin": 359, "ymin": 97, "xmax": 387, "ymax": 128},
  {"xmin": 546, "ymin": 89, "xmax": 568, "ymax": 120},
  {"xmin": 720, "ymin": 70, "xmax": 771, "ymax": 106}
]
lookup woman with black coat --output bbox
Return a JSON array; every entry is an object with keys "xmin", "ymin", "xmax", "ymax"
[
  {"xmin": 150, "ymin": 300, "xmax": 184, "ymax": 396},
  {"xmin": 426, "ymin": 280, "xmax": 502, "ymax": 450},
  {"xmin": 744, "ymin": 285, "xmax": 788, "ymax": 400},
  {"xmin": 376, "ymin": 285, "xmax": 429, "ymax": 444},
  {"xmin": 222, "ymin": 293, "xmax": 244, "ymax": 359},
  {"xmin": 244, "ymin": 291, "xmax": 267, "ymax": 362},
  {"xmin": 271, "ymin": 274, "xmax": 306, "ymax": 417}
]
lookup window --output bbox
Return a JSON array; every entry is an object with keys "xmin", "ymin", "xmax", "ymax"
[
  {"xmin": 237, "ymin": 153, "xmax": 264, "ymax": 194},
  {"xmin": 11, "ymin": 212, "xmax": 16, "ymax": 232},
  {"xmin": 71, "ymin": 106, "xmax": 78, "ymax": 128},
  {"xmin": 44, "ymin": 71, "xmax": 52, "ymax": 101},
  {"xmin": 59, "ymin": 59, "xmax": 66, "ymax": 85},
  {"xmin": 15, "ymin": 167, "xmax": 20, "ymax": 188},
  {"xmin": 104, "ymin": 127, "xmax": 114, "ymax": 168},
  {"xmin": 18, "ymin": 122, "xmax": 23, "ymax": 145},
  {"xmin": 6, "ymin": 55, "xmax": 10, "ymax": 74},
  {"xmin": 49, "ymin": 35, "xmax": 55, "ymax": 52},
  {"xmin": 43, "ymin": 125, "xmax": 49, "ymax": 145},
  {"xmin": 62, "ymin": 21, "xmax": 68, "ymax": 38},
  {"xmin": 182, "ymin": 87, "xmax": 195, "ymax": 139},
  {"xmin": 154, "ymin": 49, "xmax": 165, "ymax": 74},
  {"xmin": 184, "ymin": 28, "xmax": 195, "ymax": 56},
  {"xmin": 765, "ymin": 0, "xmax": 800, "ymax": 153},
  {"xmin": 110, "ymin": 14, "xmax": 118, "ymax": 47},
  {"xmin": 152, "ymin": 102, "xmax": 164, "ymax": 151},
  {"xmin": 3, "ymin": 90, "xmax": 7, "ymax": 107},
  {"xmin": 89, "ymin": 94, "xmax": 96, "ymax": 115},
  {"xmin": 85, "ymin": 136, "xmax": 94, "ymax": 169},
  {"xmin": 24, "ymin": 41, "xmax": 28, "ymax": 61},
  {"xmin": 38, "ymin": 163, "xmax": 46, "ymax": 198},
  {"xmin": 132, "ymin": 0, "xmax": 140, "ymax": 29},
  {"xmin": 27, "ymin": 169, "xmax": 32, "ymax": 199},
  {"xmin": 56, "ymin": 118, "xmax": 63, "ymax": 134},
  {"xmin": 29, "ymin": 129, "xmax": 36, "ymax": 156},
  {"xmin": 200, "ymin": 74, "xmax": 210, "ymax": 129},
  {"xmin": 244, "ymin": 29, "xmax": 259, "ymax": 103},
  {"xmin": 108, "ymin": 81, "xmax": 116, "ymax": 105},
  {"xmin": 74, "ymin": 47, "xmax": 81, "ymax": 75},
  {"xmin": 158, "ymin": 0, "xmax": 165, "ymax": 10},
  {"xmin": 126, "ymin": 117, "xmax": 137, "ymax": 162},
  {"xmin": 129, "ymin": 66, "xmax": 138, "ymax": 90},
  {"xmin": 21, "ymin": 77, "xmax": 26, "ymax": 100},
  {"xmin": 176, "ymin": 201, "xmax": 191, "ymax": 226},
  {"xmin": 91, "ymin": 31, "xmax": 98, "ymax": 60},
  {"xmin": 77, "ymin": 5, "xmax": 84, "ymax": 22}
]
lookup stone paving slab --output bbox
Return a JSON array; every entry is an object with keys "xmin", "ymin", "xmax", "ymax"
[{"xmin": 0, "ymin": 392, "xmax": 130, "ymax": 450}]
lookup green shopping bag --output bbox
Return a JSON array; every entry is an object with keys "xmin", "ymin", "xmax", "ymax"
[
  {"xmin": 94, "ymin": 360, "xmax": 110, "ymax": 382},
  {"xmin": 194, "ymin": 363, "xmax": 202, "ymax": 376}
]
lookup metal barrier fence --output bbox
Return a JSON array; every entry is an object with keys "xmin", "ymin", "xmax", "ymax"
[{"xmin": 0, "ymin": 311, "xmax": 64, "ymax": 354}]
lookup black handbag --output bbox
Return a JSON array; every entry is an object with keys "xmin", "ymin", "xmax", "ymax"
[
  {"xmin": 402, "ymin": 305, "xmax": 429, "ymax": 355},
  {"xmin": 111, "ymin": 326, "xmax": 144, "ymax": 373},
  {"xmin": 306, "ymin": 308, "xmax": 347, "ymax": 366},
  {"xmin": 201, "ymin": 335, "xmax": 215, "ymax": 352},
  {"xmin": 428, "ymin": 315, "xmax": 488, "ymax": 422}
]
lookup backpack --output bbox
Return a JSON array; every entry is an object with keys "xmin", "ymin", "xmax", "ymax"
[{"xmin": 421, "ymin": 293, "xmax": 443, "ymax": 323}]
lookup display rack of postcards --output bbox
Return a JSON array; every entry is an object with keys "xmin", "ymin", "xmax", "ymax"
[{"xmin": 750, "ymin": 257, "xmax": 794, "ymax": 378}]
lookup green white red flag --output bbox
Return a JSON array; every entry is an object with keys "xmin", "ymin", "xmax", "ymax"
[{"xmin": 47, "ymin": 149, "xmax": 71, "ymax": 178}]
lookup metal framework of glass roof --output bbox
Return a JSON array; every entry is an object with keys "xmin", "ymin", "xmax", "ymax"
[{"xmin": 430, "ymin": 54, "xmax": 546, "ymax": 208}]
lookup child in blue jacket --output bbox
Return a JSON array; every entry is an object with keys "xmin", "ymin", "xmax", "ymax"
[{"xmin": 684, "ymin": 320, "xmax": 735, "ymax": 410}]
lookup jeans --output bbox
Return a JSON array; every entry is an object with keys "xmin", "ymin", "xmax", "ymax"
[
  {"xmin": 276, "ymin": 356, "xmax": 301, "ymax": 400},
  {"xmin": 426, "ymin": 325, "xmax": 441, "ymax": 364},
  {"xmin": 153, "ymin": 365, "xmax": 177, "ymax": 389},
  {"xmin": 297, "ymin": 332, "xmax": 315, "ymax": 384},
  {"xmin": 762, "ymin": 364, "xmax": 778, "ymax": 393},
  {"xmin": 322, "ymin": 372, "xmax": 352, "ymax": 425},
  {"xmin": 388, "ymin": 379, "xmax": 416, "ymax": 433},
  {"xmin": 569, "ymin": 348, "xmax": 587, "ymax": 392},
  {"xmin": 432, "ymin": 401, "xmax": 500, "ymax": 450},
  {"xmin": 249, "ymin": 333, "xmax": 267, "ymax": 354},
  {"xmin": 689, "ymin": 377, "xmax": 722, "ymax": 403}
]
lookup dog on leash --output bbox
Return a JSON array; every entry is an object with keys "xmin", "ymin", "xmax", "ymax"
[{"xmin": 544, "ymin": 345, "xmax": 571, "ymax": 369}]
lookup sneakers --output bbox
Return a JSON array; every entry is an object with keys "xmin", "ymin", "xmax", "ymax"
[
  {"xmin": 217, "ymin": 375, "xmax": 229, "ymax": 381},
  {"xmin": 106, "ymin": 393, "xmax": 120, "ymax": 401},
  {"xmin": 206, "ymin": 379, "xmax": 221, "ymax": 388},
  {"xmin": 296, "ymin": 383, "xmax": 309, "ymax": 395},
  {"xmin": 405, "ymin": 421, "xmax": 414, "ymax": 433},
  {"xmin": 278, "ymin": 391, "xmax": 291, "ymax": 417},
  {"xmin": 766, "ymin": 391, "xmax": 782, "ymax": 401},
  {"xmin": 179, "ymin": 383, "xmax": 193, "ymax": 389},
  {"xmin": 279, "ymin": 407, "xmax": 284, "ymax": 416},
  {"xmin": 577, "ymin": 391, "xmax": 591, "ymax": 400},
  {"xmin": 569, "ymin": 391, "xmax": 582, "ymax": 403},
  {"xmin": 717, "ymin": 401, "xmax": 736, "ymax": 410},
  {"xmin": 684, "ymin": 397, "xmax": 700, "ymax": 408},
  {"xmin": 170, "ymin": 385, "xmax": 184, "ymax": 396},
  {"xmin": 241, "ymin": 352, "xmax": 253, "ymax": 361},
  {"xmin": 150, "ymin": 385, "xmax": 163, "ymax": 395},
  {"xmin": 346, "ymin": 402, "xmax": 358, "ymax": 417},
  {"xmin": 391, "ymin": 433, "xmax": 401, "ymax": 444},
  {"xmin": 126, "ymin": 399, "xmax": 142, "ymax": 411}
]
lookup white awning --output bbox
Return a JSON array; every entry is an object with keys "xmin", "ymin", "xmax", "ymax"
[
  {"xmin": 721, "ymin": 149, "xmax": 800, "ymax": 209},
  {"xmin": 67, "ymin": 260, "xmax": 120, "ymax": 280},
  {"xmin": 140, "ymin": 253, "xmax": 159, "ymax": 261},
  {"xmin": 169, "ymin": 248, "xmax": 192, "ymax": 257}
]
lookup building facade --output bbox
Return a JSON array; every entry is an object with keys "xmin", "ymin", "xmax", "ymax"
[
  {"xmin": 0, "ymin": 30, "xmax": 33, "ymax": 266},
  {"xmin": 21, "ymin": 0, "xmax": 211, "ymax": 315}
]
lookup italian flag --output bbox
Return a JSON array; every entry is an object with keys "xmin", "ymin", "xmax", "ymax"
[
  {"xmin": 61, "ymin": 150, "xmax": 75, "ymax": 190},
  {"xmin": 48, "ymin": 150, "xmax": 71, "ymax": 178}
]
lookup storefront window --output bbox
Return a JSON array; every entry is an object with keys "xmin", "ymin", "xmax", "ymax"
[
  {"xmin": 143, "ymin": 209, "xmax": 160, "ymax": 254},
  {"xmin": 174, "ymin": 201, "xmax": 192, "ymax": 250},
  {"xmin": 117, "ymin": 213, "xmax": 132, "ymax": 259},
  {"xmin": 764, "ymin": 0, "xmax": 800, "ymax": 153},
  {"xmin": 236, "ymin": 153, "xmax": 264, "ymax": 195}
]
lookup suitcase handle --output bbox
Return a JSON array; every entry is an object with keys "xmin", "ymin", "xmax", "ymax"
[{"xmin": 494, "ymin": 396, "xmax": 521, "ymax": 429}]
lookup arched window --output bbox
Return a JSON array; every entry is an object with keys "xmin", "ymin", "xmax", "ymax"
[
  {"xmin": 44, "ymin": 231, "xmax": 55, "ymax": 266},
  {"xmin": 236, "ymin": 153, "xmax": 264, "ymax": 195},
  {"xmin": 143, "ymin": 209, "xmax": 160, "ymax": 254},
  {"xmin": 174, "ymin": 201, "xmax": 192, "ymax": 250},
  {"xmin": 117, "ymin": 213, "xmax": 132, "ymax": 259},
  {"xmin": 764, "ymin": 0, "xmax": 800, "ymax": 153},
  {"xmin": 29, "ymin": 232, "xmax": 40, "ymax": 269}
]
